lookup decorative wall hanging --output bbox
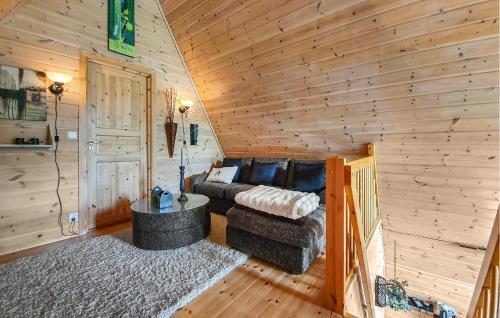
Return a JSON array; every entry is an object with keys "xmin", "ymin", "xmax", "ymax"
[
  {"xmin": 165, "ymin": 87, "xmax": 177, "ymax": 158},
  {"xmin": 190, "ymin": 123, "xmax": 198, "ymax": 145},
  {"xmin": 0, "ymin": 65, "xmax": 48, "ymax": 121},
  {"xmin": 108, "ymin": 0, "xmax": 136, "ymax": 57}
]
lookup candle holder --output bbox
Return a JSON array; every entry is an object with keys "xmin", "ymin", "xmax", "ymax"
[
  {"xmin": 178, "ymin": 165, "xmax": 188, "ymax": 202},
  {"xmin": 177, "ymin": 100, "xmax": 193, "ymax": 202}
]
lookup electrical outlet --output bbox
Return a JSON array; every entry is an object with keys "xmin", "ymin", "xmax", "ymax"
[{"xmin": 68, "ymin": 212, "xmax": 78, "ymax": 222}]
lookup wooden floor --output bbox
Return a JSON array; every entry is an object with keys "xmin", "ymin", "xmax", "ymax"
[{"xmin": 0, "ymin": 213, "xmax": 339, "ymax": 318}]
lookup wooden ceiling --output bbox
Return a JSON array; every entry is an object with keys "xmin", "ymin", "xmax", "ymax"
[
  {"xmin": 0, "ymin": 0, "xmax": 24, "ymax": 22},
  {"xmin": 162, "ymin": 0, "xmax": 499, "ymax": 315}
]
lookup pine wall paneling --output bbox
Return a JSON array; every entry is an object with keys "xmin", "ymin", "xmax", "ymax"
[
  {"xmin": 163, "ymin": 0, "xmax": 500, "ymax": 315},
  {"xmin": 0, "ymin": 0, "xmax": 222, "ymax": 255}
]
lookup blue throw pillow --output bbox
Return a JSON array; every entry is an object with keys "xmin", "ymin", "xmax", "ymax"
[
  {"xmin": 223, "ymin": 158, "xmax": 242, "ymax": 182},
  {"xmin": 249, "ymin": 162, "xmax": 278, "ymax": 185},
  {"xmin": 293, "ymin": 162, "xmax": 325, "ymax": 193}
]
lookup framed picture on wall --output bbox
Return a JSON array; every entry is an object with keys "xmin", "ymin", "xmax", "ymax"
[
  {"xmin": 0, "ymin": 65, "xmax": 48, "ymax": 121},
  {"xmin": 108, "ymin": 0, "xmax": 136, "ymax": 58}
]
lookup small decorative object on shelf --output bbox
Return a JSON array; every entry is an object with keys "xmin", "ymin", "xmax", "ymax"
[
  {"xmin": 164, "ymin": 87, "xmax": 177, "ymax": 158},
  {"xmin": 14, "ymin": 137, "xmax": 39, "ymax": 145},
  {"xmin": 190, "ymin": 123, "xmax": 198, "ymax": 145},
  {"xmin": 151, "ymin": 186, "xmax": 173, "ymax": 209}
]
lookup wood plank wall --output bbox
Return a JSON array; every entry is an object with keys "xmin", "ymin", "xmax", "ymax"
[
  {"xmin": 163, "ymin": 0, "xmax": 499, "ymax": 315},
  {"xmin": 0, "ymin": 0, "xmax": 222, "ymax": 255}
]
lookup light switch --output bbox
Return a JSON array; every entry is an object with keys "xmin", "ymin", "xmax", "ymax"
[{"xmin": 68, "ymin": 131, "xmax": 78, "ymax": 140}]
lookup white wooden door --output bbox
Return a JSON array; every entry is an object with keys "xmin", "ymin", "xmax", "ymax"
[{"xmin": 86, "ymin": 61, "xmax": 147, "ymax": 229}]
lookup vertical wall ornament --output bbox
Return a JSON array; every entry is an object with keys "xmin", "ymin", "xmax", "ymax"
[
  {"xmin": 165, "ymin": 87, "xmax": 177, "ymax": 158},
  {"xmin": 165, "ymin": 122, "xmax": 177, "ymax": 158},
  {"xmin": 190, "ymin": 123, "xmax": 198, "ymax": 145}
]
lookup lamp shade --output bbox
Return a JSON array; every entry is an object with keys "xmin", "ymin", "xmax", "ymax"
[
  {"xmin": 181, "ymin": 99, "xmax": 194, "ymax": 108},
  {"xmin": 46, "ymin": 72, "xmax": 73, "ymax": 84}
]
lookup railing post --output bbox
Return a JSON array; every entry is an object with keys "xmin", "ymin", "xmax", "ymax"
[{"xmin": 324, "ymin": 156, "xmax": 346, "ymax": 314}]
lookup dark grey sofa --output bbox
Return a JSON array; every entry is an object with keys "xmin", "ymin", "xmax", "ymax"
[
  {"xmin": 189, "ymin": 158, "xmax": 325, "ymax": 215},
  {"xmin": 189, "ymin": 157, "xmax": 326, "ymax": 274}
]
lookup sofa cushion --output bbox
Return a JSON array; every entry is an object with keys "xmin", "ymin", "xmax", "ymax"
[
  {"xmin": 249, "ymin": 162, "xmax": 277, "ymax": 185},
  {"xmin": 193, "ymin": 181, "xmax": 229, "ymax": 199},
  {"xmin": 253, "ymin": 157, "xmax": 290, "ymax": 187},
  {"xmin": 237, "ymin": 158, "xmax": 253, "ymax": 183},
  {"xmin": 287, "ymin": 159, "xmax": 325, "ymax": 188},
  {"xmin": 205, "ymin": 167, "xmax": 238, "ymax": 184},
  {"xmin": 223, "ymin": 158, "xmax": 242, "ymax": 182},
  {"xmin": 224, "ymin": 183, "xmax": 255, "ymax": 201},
  {"xmin": 226, "ymin": 204, "xmax": 325, "ymax": 249},
  {"xmin": 292, "ymin": 162, "xmax": 326, "ymax": 193}
]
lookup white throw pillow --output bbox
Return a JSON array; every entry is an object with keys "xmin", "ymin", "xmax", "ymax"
[{"xmin": 205, "ymin": 166, "xmax": 238, "ymax": 184}]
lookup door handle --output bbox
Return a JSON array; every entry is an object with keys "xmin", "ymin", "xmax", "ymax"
[{"xmin": 88, "ymin": 139, "xmax": 96, "ymax": 151}]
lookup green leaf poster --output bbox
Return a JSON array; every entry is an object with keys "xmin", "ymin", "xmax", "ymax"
[{"xmin": 108, "ymin": 0, "xmax": 135, "ymax": 57}]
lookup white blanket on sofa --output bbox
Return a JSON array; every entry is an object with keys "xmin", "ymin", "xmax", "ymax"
[{"xmin": 234, "ymin": 185, "xmax": 320, "ymax": 220}]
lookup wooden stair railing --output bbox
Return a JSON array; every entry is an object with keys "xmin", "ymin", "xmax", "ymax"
[
  {"xmin": 467, "ymin": 208, "xmax": 499, "ymax": 318},
  {"xmin": 325, "ymin": 144, "xmax": 381, "ymax": 318}
]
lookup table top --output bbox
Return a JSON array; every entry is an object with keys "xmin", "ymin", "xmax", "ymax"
[{"xmin": 131, "ymin": 193, "xmax": 209, "ymax": 215}]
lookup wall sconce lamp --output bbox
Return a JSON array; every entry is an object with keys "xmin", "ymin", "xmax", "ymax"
[
  {"xmin": 46, "ymin": 72, "xmax": 73, "ymax": 98},
  {"xmin": 179, "ymin": 99, "xmax": 194, "ymax": 114}
]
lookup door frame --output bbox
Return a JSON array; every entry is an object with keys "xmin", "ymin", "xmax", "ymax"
[{"xmin": 78, "ymin": 53, "xmax": 155, "ymax": 234}]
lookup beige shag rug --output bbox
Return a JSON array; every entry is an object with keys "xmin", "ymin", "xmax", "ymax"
[{"xmin": 0, "ymin": 234, "xmax": 247, "ymax": 318}]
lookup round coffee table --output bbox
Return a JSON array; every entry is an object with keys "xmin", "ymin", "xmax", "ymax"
[{"xmin": 131, "ymin": 193, "xmax": 210, "ymax": 250}]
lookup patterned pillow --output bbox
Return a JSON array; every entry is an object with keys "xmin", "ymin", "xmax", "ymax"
[
  {"xmin": 205, "ymin": 167, "xmax": 239, "ymax": 184},
  {"xmin": 222, "ymin": 158, "xmax": 242, "ymax": 182}
]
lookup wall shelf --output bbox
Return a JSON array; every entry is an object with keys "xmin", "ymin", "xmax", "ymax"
[
  {"xmin": 0, "ymin": 124, "xmax": 54, "ymax": 150},
  {"xmin": 0, "ymin": 144, "xmax": 52, "ymax": 149}
]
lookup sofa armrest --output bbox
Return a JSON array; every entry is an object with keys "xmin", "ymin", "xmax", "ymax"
[{"xmin": 188, "ymin": 172, "xmax": 208, "ymax": 193}]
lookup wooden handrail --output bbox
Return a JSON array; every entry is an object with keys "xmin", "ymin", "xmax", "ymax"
[
  {"xmin": 324, "ymin": 144, "xmax": 381, "ymax": 317},
  {"xmin": 467, "ymin": 208, "xmax": 499, "ymax": 318}
]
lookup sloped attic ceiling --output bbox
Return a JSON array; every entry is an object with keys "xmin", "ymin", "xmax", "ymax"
[
  {"xmin": 162, "ymin": 0, "xmax": 499, "ymax": 315},
  {"xmin": 0, "ymin": 0, "xmax": 24, "ymax": 22}
]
